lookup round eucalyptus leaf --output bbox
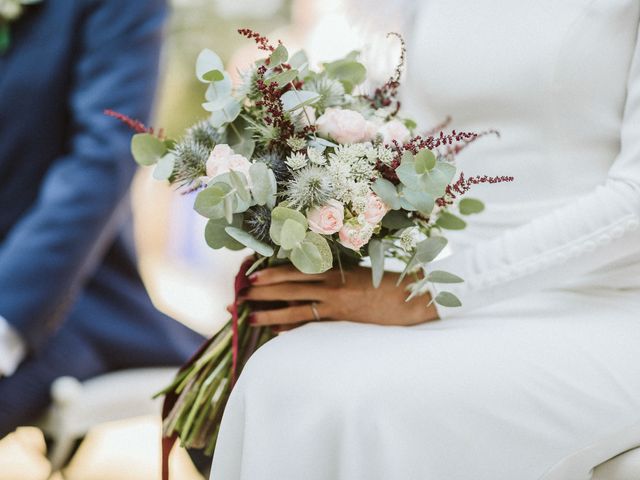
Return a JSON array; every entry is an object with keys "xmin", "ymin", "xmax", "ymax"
[
  {"xmin": 266, "ymin": 69, "xmax": 298, "ymax": 87},
  {"xmin": 196, "ymin": 49, "xmax": 224, "ymax": 82},
  {"xmin": 152, "ymin": 153, "xmax": 176, "ymax": 181},
  {"xmin": 459, "ymin": 198, "xmax": 485, "ymax": 215},
  {"xmin": 304, "ymin": 232, "xmax": 333, "ymax": 272},
  {"xmin": 270, "ymin": 206, "xmax": 308, "ymax": 245},
  {"xmin": 415, "ymin": 236, "xmax": 448, "ymax": 264},
  {"xmin": 436, "ymin": 212, "xmax": 467, "ymax": 230},
  {"xmin": 372, "ymin": 178, "xmax": 401, "ymax": 210},
  {"xmin": 210, "ymin": 98, "xmax": 241, "ymax": 128},
  {"xmin": 381, "ymin": 211, "xmax": 414, "ymax": 230},
  {"xmin": 402, "ymin": 187, "xmax": 435, "ymax": 215},
  {"xmin": 194, "ymin": 183, "xmax": 230, "ymax": 219},
  {"xmin": 204, "ymin": 216, "xmax": 244, "ymax": 250},
  {"xmin": 280, "ymin": 90, "xmax": 321, "ymax": 112},
  {"xmin": 415, "ymin": 149, "xmax": 436, "ymax": 173},
  {"xmin": 290, "ymin": 241, "xmax": 323, "ymax": 274},
  {"xmin": 131, "ymin": 133, "xmax": 166, "ymax": 166},
  {"xmin": 280, "ymin": 219, "xmax": 307, "ymax": 250},
  {"xmin": 249, "ymin": 162, "xmax": 276, "ymax": 206},
  {"xmin": 269, "ymin": 44, "xmax": 288, "ymax": 66}
]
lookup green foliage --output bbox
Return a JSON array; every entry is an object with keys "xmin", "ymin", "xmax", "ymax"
[
  {"xmin": 280, "ymin": 90, "xmax": 321, "ymax": 112},
  {"xmin": 266, "ymin": 69, "xmax": 298, "ymax": 87},
  {"xmin": 415, "ymin": 149, "xmax": 436, "ymax": 173},
  {"xmin": 427, "ymin": 270, "xmax": 464, "ymax": 283},
  {"xmin": 372, "ymin": 178, "xmax": 401, "ymax": 210},
  {"xmin": 368, "ymin": 239, "xmax": 385, "ymax": 288},
  {"xmin": 131, "ymin": 133, "xmax": 167, "ymax": 166},
  {"xmin": 225, "ymin": 227, "xmax": 275, "ymax": 256},
  {"xmin": 196, "ymin": 49, "xmax": 224, "ymax": 82},
  {"xmin": 400, "ymin": 187, "xmax": 434, "ymax": 215},
  {"xmin": 459, "ymin": 198, "xmax": 485, "ymax": 215},
  {"xmin": 153, "ymin": 153, "xmax": 176, "ymax": 181},
  {"xmin": 249, "ymin": 162, "xmax": 277, "ymax": 207},
  {"xmin": 436, "ymin": 212, "xmax": 467, "ymax": 230},
  {"xmin": 204, "ymin": 215, "xmax": 245, "ymax": 250},
  {"xmin": 268, "ymin": 44, "xmax": 288, "ymax": 66},
  {"xmin": 415, "ymin": 236, "xmax": 448, "ymax": 263},
  {"xmin": 210, "ymin": 98, "xmax": 241, "ymax": 128},
  {"xmin": 194, "ymin": 183, "xmax": 231, "ymax": 219},
  {"xmin": 280, "ymin": 219, "xmax": 307, "ymax": 250},
  {"xmin": 396, "ymin": 153, "xmax": 456, "ymax": 197},
  {"xmin": 434, "ymin": 291, "xmax": 462, "ymax": 307},
  {"xmin": 381, "ymin": 210, "xmax": 414, "ymax": 229},
  {"xmin": 269, "ymin": 206, "xmax": 307, "ymax": 245},
  {"xmin": 323, "ymin": 57, "xmax": 367, "ymax": 93}
]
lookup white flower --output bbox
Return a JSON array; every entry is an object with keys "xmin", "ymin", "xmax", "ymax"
[
  {"xmin": 399, "ymin": 228, "xmax": 419, "ymax": 252},
  {"xmin": 286, "ymin": 137, "xmax": 307, "ymax": 152},
  {"xmin": 205, "ymin": 144, "xmax": 252, "ymax": 180},
  {"xmin": 316, "ymin": 108, "xmax": 377, "ymax": 144},
  {"xmin": 377, "ymin": 146, "xmax": 395, "ymax": 165},
  {"xmin": 286, "ymin": 152, "xmax": 308, "ymax": 170},
  {"xmin": 378, "ymin": 119, "xmax": 411, "ymax": 146},
  {"xmin": 307, "ymin": 147, "xmax": 326, "ymax": 165},
  {"xmin": 0, "ymin": 0, "xmax": 23, "ymax": 20}
]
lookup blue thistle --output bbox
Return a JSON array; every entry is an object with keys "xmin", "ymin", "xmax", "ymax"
[
  {"xmin": 284, "ymin": 165, "xmax": 333, "ymax": 210},
  {"xmin": 254, "ymin": 151, "xmax": 291, "ymax": 183},
  {"xmin": 243, "ymin": 205, "xmax": 272, "ymax": 243}
]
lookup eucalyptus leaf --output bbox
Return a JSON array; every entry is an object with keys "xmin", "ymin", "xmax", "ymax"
[
  {"xmin": 269, "ymin": 44, "xmax": 288, "ymax": 66},
  {"xmin": 434, "ymin": 291, "xmax": 462, "ymax": 308},
  {"xmin": 249, "ymin": 162, "xmax": 276, "ymax": 206},
  {"xmin": 324, "ymin": 59, "xmax": 366, "ymax": 92},
  {"xmin": 419, "ymin": 161, "xmax": 457, "ymax": 196},
  {"xmin": 372, "ymin": 178, "xmax": 401, "ymax": 210},
  {"xmin": 210, "ymin": 98, "xmax": 241, "ymax": 127},
  {"xmin": 280, "ymin": 90, "xmax": 321, "ymax": 112},
  {"xmin": 223, "ymin": 194, "xmax": 234, "ymax": 223},
  {"xmin": 203, "ymin": 69, "xmax": 225, "ymax": 82},
  {"xmin": 427, "ymin": 270, "xmax": 464, "ymax": 284},
  {"xmin": 152, "ymin": 153, "xmax": 175, "ymax": 181},
  {"xmin": 203, "ymin": 73, "xmax": 232, "ymax": 110},
  {"xmin": 280, "ymin": 219, "xmax": 307, "ymax": 250},
  {"xmin": 270, "ymin": 207, "xmax": 308, "ymax": 245},
  {"xmin": 304, "ymin": 232, "xmax": 333, "ymax": 272},
  {"xmin": 131, "ymin": 133, "xmax": 166, "ymax": 166},
  {"xmin": 415, "ymin": 149, "xmax": 436, "ymax": 173},
  {"xmin": 266, "ymin": 69, "xmax": 298, "ymax": 87},
  {"xmin": 381, "ymin": 210, "xmax": 414, "ymax": 229},
  {"xmin": 204, "ymin": 216, "xmax": 244, "ymax": 250},
  {"xmin": 196, "ymin": 49, "xmax": 224, "ymax": 82},
  {"xmin": 459, "ymin": 198, "xmax": 485, "ymax": 215},
  {"xmin": 228, "ymin": 170, "xmax": 251, "ymax": 203},
  {"xmin": 194, "ymin": 184, "xmax": 231, "ymax": 219},
  {"xmin": 401, "ymin": 187, "xmax": 435, "ymax": 215},
  {"xmin": 436, "ymin": 212, "xmax": 467, "ymax": 230},
  {"xmin": 415, "ymin": 236, "xmax": 448, "ymax": 263},
  {"xmin": 368, "ymin": 239, "xmax": 385, "ymax": 288},
  {"xmin": 224, "ymin": 227, "xmax": 275, "ymax": 257},
  {"xmin": 227, "ymin": 116, "xmax": 255, "ymax": 158},
  {"xmin": 396, "ymin": 157, "xmax": 419, "ymax": 190},
  {"xmin": 289, "ymin": 50, "xmax": 309, "ymax": 75},
  {"xmin": 290, "ymin": 241, "xmax": 323, "ymax": 274}
]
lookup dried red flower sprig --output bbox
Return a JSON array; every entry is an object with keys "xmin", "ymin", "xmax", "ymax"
[
  {"xmin": 443, "ymin": 129, "xmax": 500, "ymax": 158},
  {"xmin": 436, "ymin": 172, "xmax": 515, "ymax": 207},
  {"xmin": 366, "ymin": 32, "xmax": 406, "ymax": 113},
  {"xmin": 254, "ymin": 65, "xmax": 298, "ymax": 148},
  {"xmin": 237, "ymin": 28, "xmax": 277, "ymax": 53},
  {"xmin": 104, "ymin": 109, "xmax": 164, "ymax": 139}
]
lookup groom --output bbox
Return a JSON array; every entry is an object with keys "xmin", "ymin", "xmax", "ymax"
[{"xmin": 0, "ymin": 0, "xmax": 203, "ymax": 436}]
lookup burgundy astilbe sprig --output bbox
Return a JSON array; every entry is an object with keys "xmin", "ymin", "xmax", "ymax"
[
  {"xmin": 443, "ymin": 129, "xmax": 500, "ymax": 158},
  {"xmin": 253, "ymin": 65, "xmax": 297, "ymax": 148},
  {"xmin": 367, "ymin": 32, "xmax": 406, "ymax": 113},
  {"xmin": 436, "ymin": 172, "xmax": 515, "ymax": 207},
  {"xmin": 237, "ymin": 28, "xmax": 277, "ymax": 53},
  {"xmin": 104, "ymin": 109, "xmax": 165, "ymax": 139}
]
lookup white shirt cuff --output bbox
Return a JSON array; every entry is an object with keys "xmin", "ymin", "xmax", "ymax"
[{"xmin": 0, "ymin": 316, "xmax": 26, "ymax": 377}]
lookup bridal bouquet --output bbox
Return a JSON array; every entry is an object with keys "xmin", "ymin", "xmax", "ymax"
[{"xmin": 112, "ymin": 29, "xmax": 512, "ymax": 463}]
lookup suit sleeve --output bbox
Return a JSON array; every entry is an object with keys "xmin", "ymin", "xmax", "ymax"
[
  {"xmin": 429, "ymin": 24, "xmax": 640, "ymax": 318},
  {"xmin": 0, "ymin": 0, "xmax": 167, "ymax": 349}
]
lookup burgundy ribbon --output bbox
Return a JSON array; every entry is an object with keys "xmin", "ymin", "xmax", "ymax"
[{"xmin": 161, "ymin": 258, "xmax": 255, "ymax": 480}]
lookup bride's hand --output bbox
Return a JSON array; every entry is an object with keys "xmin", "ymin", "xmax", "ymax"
[{"xmin": 239, "ymin": 265, "xmax": 439, "ymax": 330}]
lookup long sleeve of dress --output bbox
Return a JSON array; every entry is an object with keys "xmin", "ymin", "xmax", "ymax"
[{"xmin": 429, "ymin": 25, "xmax": 640, "ymax": 318}]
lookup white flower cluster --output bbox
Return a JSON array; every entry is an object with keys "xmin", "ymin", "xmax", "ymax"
[
  {"xmin": 399, "ymin": 227, "xmax": 419, "ymax": 252},
  {"xmin": 285, "ymin": 152, "xmax": 308, "ymax": 170}
]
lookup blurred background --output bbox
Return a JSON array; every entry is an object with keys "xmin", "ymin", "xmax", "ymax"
[{"xmin": 0, "ymin": 0, "xmax": 375, "ymax": 478}]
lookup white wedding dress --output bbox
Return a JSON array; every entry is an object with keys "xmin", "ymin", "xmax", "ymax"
[{"xmin": 211, "ymin": 1, "xmax": 640, "ymax": 479}]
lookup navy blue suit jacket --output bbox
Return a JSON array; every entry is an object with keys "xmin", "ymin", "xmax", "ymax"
[{"xmin": 0, "ymin": 0, "xmax": 202, "ymax": 365}]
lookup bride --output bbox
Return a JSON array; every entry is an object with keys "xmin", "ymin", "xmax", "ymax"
[{"xmin": 210, "ymin": 1, "xmax": 640, "ymax": 478}]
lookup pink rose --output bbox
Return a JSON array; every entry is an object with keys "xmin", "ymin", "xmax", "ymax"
[
  {"xmin": 377, "ymin": 119, "xmax": 410, "ymax": 146},
  {"xmin": 363, "ymin": 192, "xmax": 389, "ymax": 225},
  {"xmin": 205, "ymin": 144, "xmax": 252, "ymax": 180},
  {"xmin": 339, "ymin": 220, "xmax": 374, "ymax": 251},
  {"xmin": 316, "ymin": 108, "xmax": 376, "ymax": 144},
  {"xmin": 307, "ymin": 200, "xmax": 344, "ymax": 235}
]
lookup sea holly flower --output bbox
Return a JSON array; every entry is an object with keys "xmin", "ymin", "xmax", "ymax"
[
  {"xmin": 307, "ymin": 147, "xmax": 326, "ymax": 165},
  {"xmin": 307, "ymin": 200, "xmax": 344, "ymax": 235}
]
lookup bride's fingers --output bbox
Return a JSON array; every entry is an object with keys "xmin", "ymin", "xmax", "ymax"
[
  {"xmin": 244, "ymin": 284, "xmax": 327, "ymax": 302},
  {"xmin": 272, "ymin": 322, "xmax": 307, "ymax": 334},
  {"xmin": 250, "ymin": 303, "xmax": 328, "ymax": 326},
  {"xmin": 250, "ymin": 265, "xmax": 327, "ymax": 286}
]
